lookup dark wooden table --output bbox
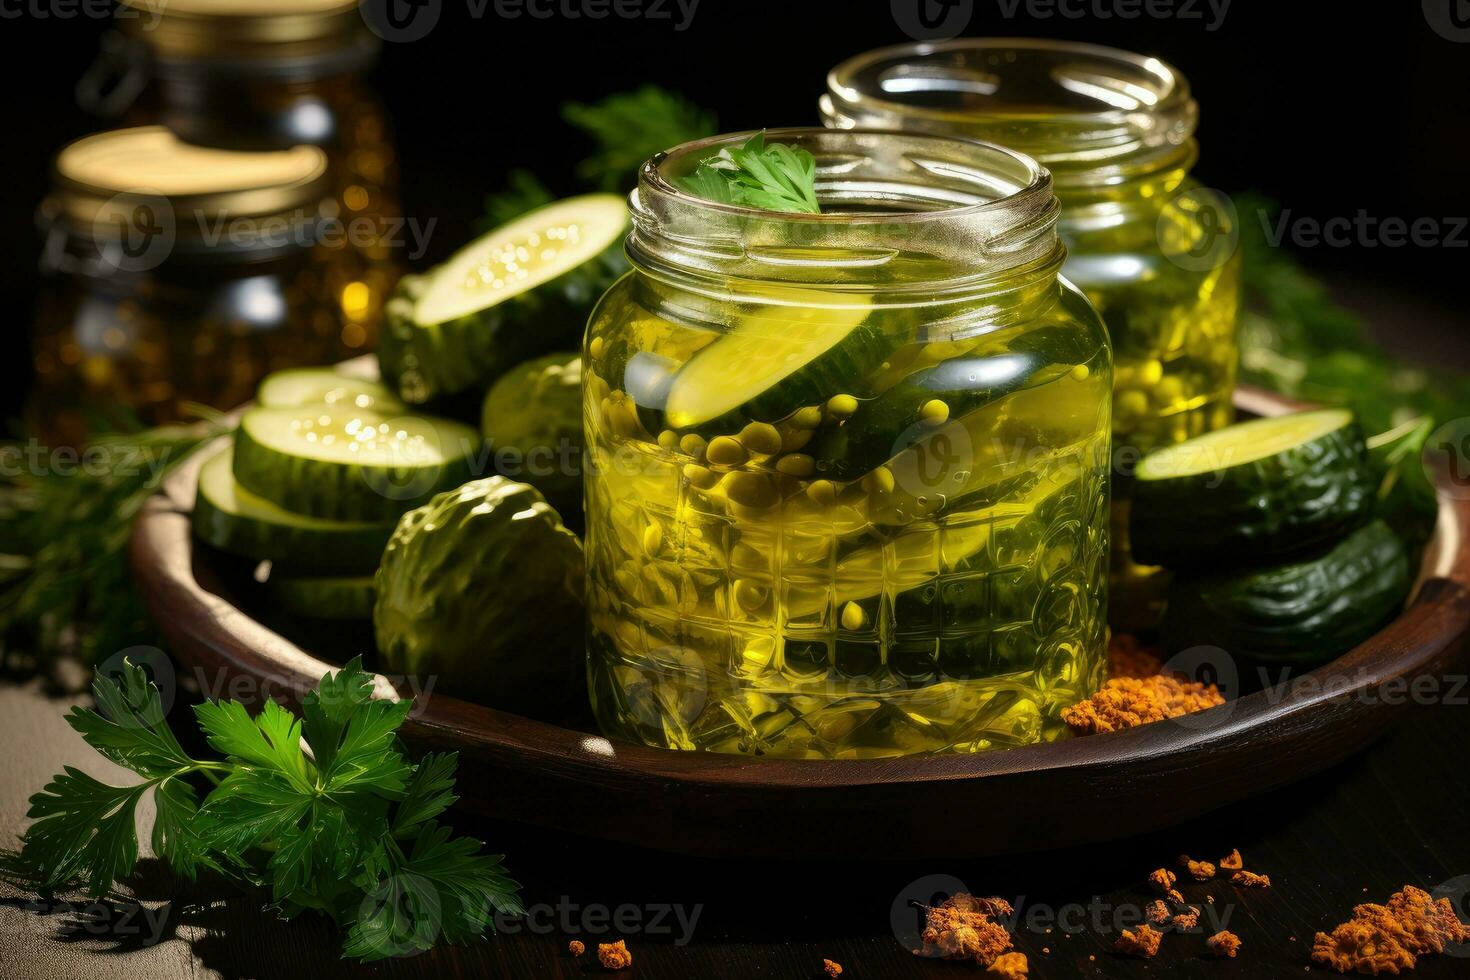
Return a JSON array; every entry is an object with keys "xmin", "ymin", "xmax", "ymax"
[{"xmin": 2, "ymin": 671, "xmax": 1468, "ymax": 980}]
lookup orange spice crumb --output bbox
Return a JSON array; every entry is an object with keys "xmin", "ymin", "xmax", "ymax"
[
  {"xmin": 1148, "ymin": 868, "xmax": 1177, "ymax": 893},
  {"xmin": 1219, "ymin": 848, "xmax": 1244, "ymax": 871},
  {"xmin": 1179, "ymin": 856, "xmax": 1216, "ymax": 880},
  {"xmin": 1166, "ymin": 888, "xmax": 1186, "ymax": 906},
  {"xmin": 1114, "ymin": 924, "xmax": 1163, "ymax": 958},
  {"xmin": 1063, "ymin": 673, "xmax": 1225, "ymax": 734},
  {"xmin": 1172, "ymin": 907, "xmax": 1201, "ymax": 931},
  {"xmin": 987, "ymin": 951, "xmax": 1029, "ymax": 979},
  {"xmin": 822, "ymin": 958, "xmax": 843, "ymax": 978},
  {"xmin": 598, "ymin": 940, "xmax": 632, "ymax": 970},
  {"xmin": 568, "ymin": 939, "xmax": 585, "ymax": 956},
  {"xmin": 1206, "ymin": 895, "xmax": 1216, "ymax": 904},
  {"xmin": 1207, "ymin": 930, "xmax": 1242, "ymax": 958},
  {"xmin": 917, "ymin": 893, "xmax": 1014, "ymax": 966},
  {"xmin": 1232, "ymin": 870, "xmax": 1272, "ymax": 889},
  {"xmin": 1145, "ymin": 899, "xmax": 1171, "ymax": 925},
  {"xmin": 1312, "ymin": 885, "xmax": 1470, "ymax": 974},
  {"xmin": 1108, "ymin": 634, "xmax": 1164, "ymax": 679}
]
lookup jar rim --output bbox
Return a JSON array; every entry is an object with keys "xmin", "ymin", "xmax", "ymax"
[
  {"xmin": 630, "ymin": 127, "xmax": 1063, "ymax": 299},
  {"xmin": 823, "ymin": 38, "xmax": 1197, "ymax": 177},
  {"xmin": 645, "ymin": 126, "xmax": 1051, "ymax": 222}
]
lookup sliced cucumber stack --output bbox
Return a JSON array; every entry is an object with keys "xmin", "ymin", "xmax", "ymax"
[
  {"xmin": 192, "ymin": 446, "xmax": 395, "ymax": 573},
  {"xmin": 661, "ymin": 292, "xmax": 880, "ymax": 432},
  {"xmin": 257, "ymin": 367, "xmax": 405, "ymax": 415},
  {"xmin": 268, "ymin": 573, "xmax": 377, "ymax": 621},
  {"xmin": 379, "ymin": 194, "xmax": 629, "ymax": 404},
  {"xmin": 1131, "ymin": 409, "xmax": 1374, "ymax": 568},
  {"xmin": 232, "ymin": 405, "xmax": 482, "ymax": 522},
  {"xmin": 1162, "ymin": 520, "xmax": 1410, "ymax": 667}
]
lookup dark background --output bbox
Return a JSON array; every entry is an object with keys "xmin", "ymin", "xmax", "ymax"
[{"xmin": 2, "ymin": 1, "xmax": 1467, "ymax": 388}]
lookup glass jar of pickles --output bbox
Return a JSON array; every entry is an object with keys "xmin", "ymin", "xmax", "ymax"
[
  {"xmin": 822, "ymin": 40, "xmax": 1241, "ymax": 627},
  {"xmin": 583, "ymin": 129, "xmax": 1111, "ymax": 759},
  {"xmin": 29, "ymin": 127, "xmax": 345, "ymax": 445},
  {"xmin": 100, "ymin": 0, "xmax": 399, "ymax": 347}
]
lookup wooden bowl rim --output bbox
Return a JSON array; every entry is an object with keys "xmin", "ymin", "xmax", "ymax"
[{"xmin": 130, "ymin": 384, "xmax": 1470, "ymax": 791}]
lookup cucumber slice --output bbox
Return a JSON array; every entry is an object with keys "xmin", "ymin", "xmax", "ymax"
[
  {"xmin": 256, "ymin": 368, "xmax": 406, "ymax": 415},
  {"xmin": 233, "ymin": 406, "xmax": 482, "ymax": 522},
  {"xmin": 661, "ymin": 292, "xmax": 879, "ymax": 431},
  {"xmin": 192, "ymin": 446, "xmax": 394, "ymax": 573},
  {"xmin": 379, "ymin": 195, "xmax": 629, "ymax": 404},
  {"xmin": 810, "ymin": 324, "xmax": 1094, "ymax": 482},
  {"xmin": 268, "ymin": 573, "xmax": 376, "ymax": 620},
  {"xmin": 1162, "ymin": 520, "xmax": 1410, "ymax": 667},
  {"xmin": 1131, "ymin": 409, "xmax": 1375, "ymax": 568}
]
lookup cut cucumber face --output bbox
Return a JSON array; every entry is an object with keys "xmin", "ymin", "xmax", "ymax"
[
  {"xmin": 192, "ymin": 445, "xmax": 394, "ymax": 573},
  {"xmin": 256, "ymin": 368, "xmax": 406, "ymax": 415},
  {"xmin": 417, "ymin": 194, "xmax": 628, "ymax": 326},
  {"xmin": 1131, "ymin": 409, "xmax": 1375, "ymax": 568},
  {"xmin": 379, "ymin": 195, "xmax": 629, "ymax": 404},
  {"xmin": 662, "ymin": 293, "xmax": 878, "ymax": 431},
  {"xmin": 1162, "ymin": 519, "xmax": 1410, "ymax": 668},
  {"xmin": 268, "ymin": 573, "xmax": 376, "ymax": 620},
  {"xmin": 232, "ymin": 406, "xmax": 482, "ymax": 522}
]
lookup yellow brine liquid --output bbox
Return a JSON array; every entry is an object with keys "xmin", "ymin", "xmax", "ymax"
[{"xmin": 584, "ymin": 268, "xmax": 1111, "ymax": 758}]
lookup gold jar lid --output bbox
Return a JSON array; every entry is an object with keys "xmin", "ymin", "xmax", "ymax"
[
  {"xmin": 119, "ymin": 0, "xmax": 367, "ymax": 61},
  {"xmin": 52, "ymin": 126, "xmax": 329, "ymax": 242}
]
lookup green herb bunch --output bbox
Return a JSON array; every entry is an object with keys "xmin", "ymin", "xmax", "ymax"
[
  {"xmin": 13, "ymin": 657, "xmax": 522, "ymax": 961},
  {"xmin": 1237, "ymin": 192, "xmax": 1470, "ymax": 435},
  {"xmin": 674, "ymin": 130, "xmax": 821, "ymax": 214},
  {"xmin": 0, "ymin": 411, "xmax": 231, "ymax": 673}
]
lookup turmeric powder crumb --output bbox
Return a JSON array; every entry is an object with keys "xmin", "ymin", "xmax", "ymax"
[
  {"xmin": 1207, "ymin": 930, "xmax": 1242, "ymax": 958},
  {"xmin": 598, "ymin": 940, "xmax": 632, "ymax": 970},
  {"xmin": 568, "ymin": 939, "xmax": 585, "ymax": 956},
  {"xmin": 1062, "ymin": 673, "xmax": 1225, "ymax": 734},
  {"xmin": 1232, "ymin": 870, "xmax": 1272, "ymax": 889},
  {"xmin": 1148, "ymin": 868, "xmax": 1177, "ymax": 892},
  {"xmin": 1312, "ymin": 885, "xmax": 1470, "ymax": 974},
  {"xmin": 987, "ymin": 951, "xmax": 1029, "ymax": 979},
  {"xmin": 1167, "ymin": 889, "xmax": 1186, "ymax": 906},
  {"xmin": 917, "ymin": 893, "xmax": 1014, "ymax": 966},
  {"xmin": 1108, "ymin": 634, "xmax": 1164, "ymax": 679},
  {"xmin": 1114, "ymin": 924, "xmax": 1163, "ymax": 958},
  {"xmin": 1145, "ymin": 900, "xmax": 1171, "ymax": 925},
  {"xmin": 1182, "ymin": 858, "xmax": 1216, "ymax": 881},
  {"xmin": 1219, "ymin": 848, "xmax": 1244, "ymax": 871},
  {"xmin": 822, "ymin": 958, "xmax": 842, "ymax": 978},
  {"xmin": 1172, "ymin": 907, "xmax": 1201, "ymax": 931}
]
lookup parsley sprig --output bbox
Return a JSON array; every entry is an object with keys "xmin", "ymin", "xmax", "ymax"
[
  {"xmin": 14, "ymin": 657, "xmax": 522, "ymax": 961},
  {"xmin": 675, "ymin": 131, "xmax": 821, "ymax": 214}
]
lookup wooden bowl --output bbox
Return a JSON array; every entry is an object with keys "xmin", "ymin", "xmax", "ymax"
[{"xmin": 130, "ymin": 386, "xmax": 1470, "ymax": 860}]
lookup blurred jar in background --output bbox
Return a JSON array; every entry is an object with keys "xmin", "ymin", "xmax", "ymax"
[
  {"xmin": 79, "ymin": 0, "xmax": 400, "ymax": 348},
  {"xmin": 30, "ymin": 127, "xmax": 345, "ymax": 445}
]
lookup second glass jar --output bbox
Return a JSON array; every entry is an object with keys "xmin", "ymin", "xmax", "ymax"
[
  {"xmin": 822, "ymin": 40, "xmax": 1241, "ymax": 627},
  {"xmin": 584, "ymin": 130, "xmax": 1111, "ymax": 759}
]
